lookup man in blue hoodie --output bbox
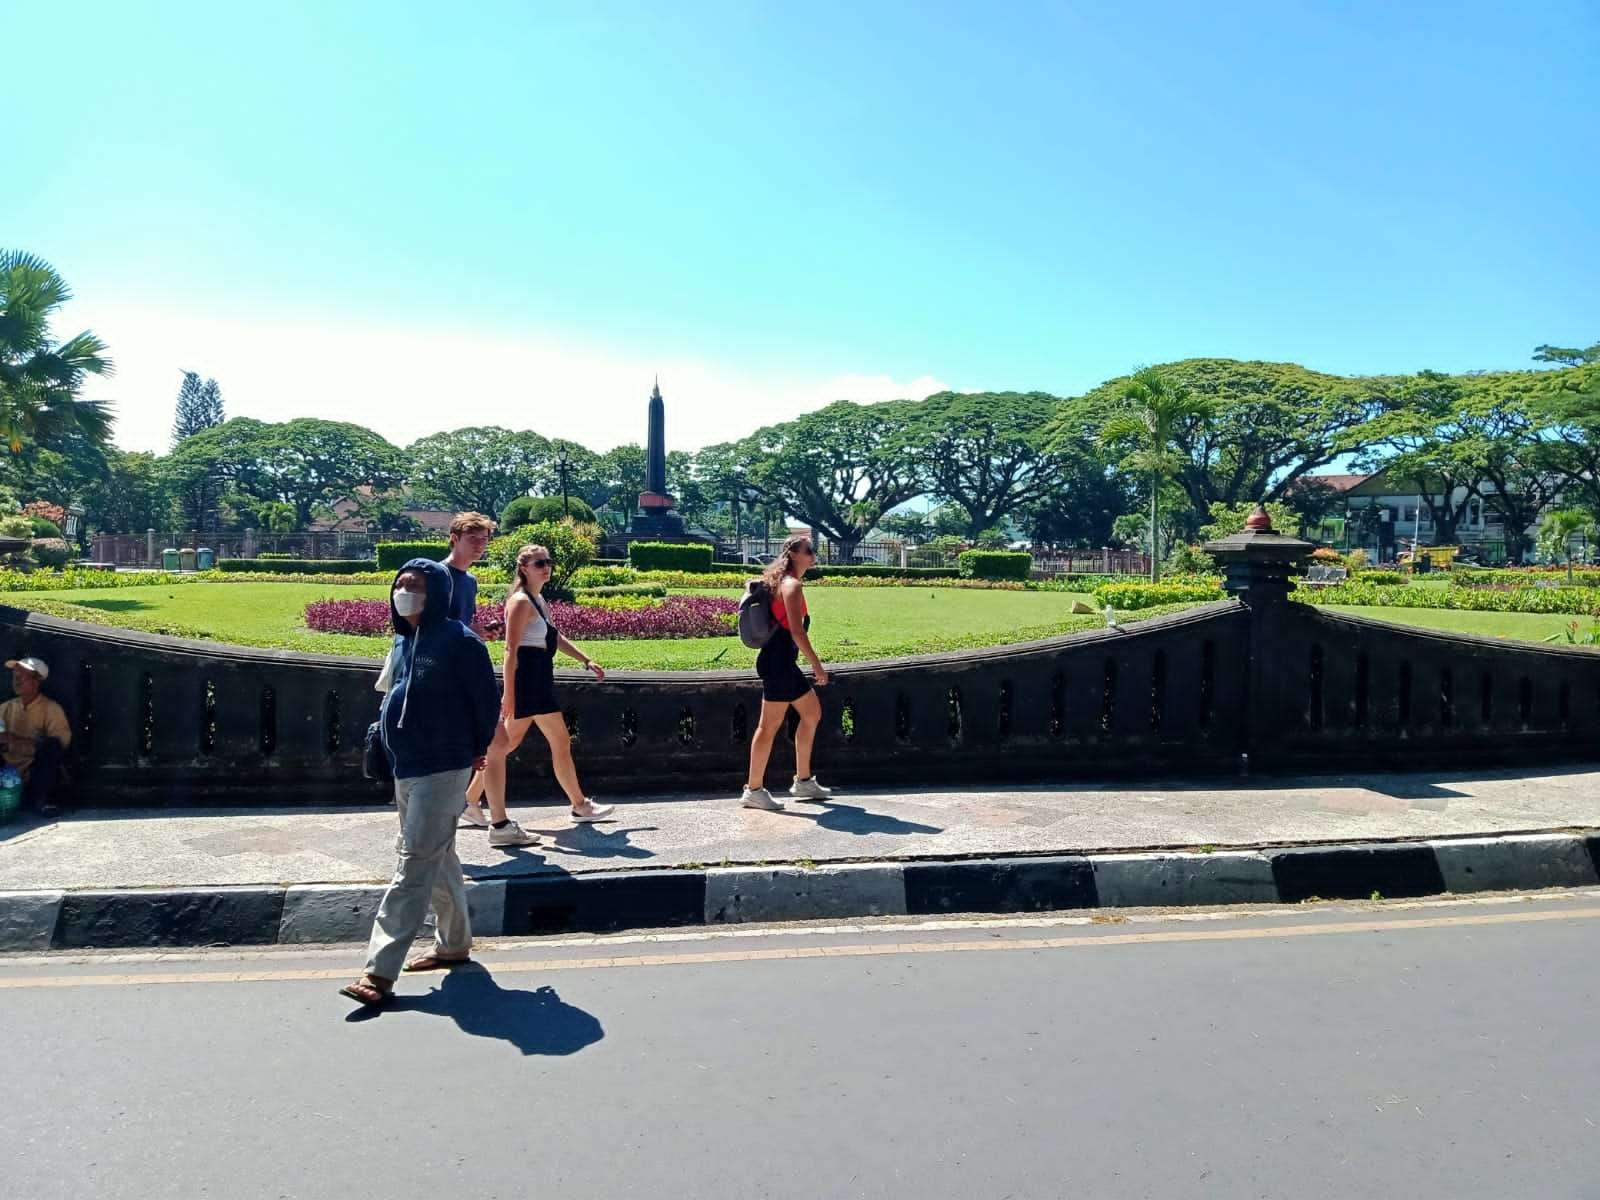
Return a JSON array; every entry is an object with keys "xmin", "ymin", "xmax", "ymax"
[{"xmin": 342, "ymin": 559, "xmax": 501, "ymax": 1007}]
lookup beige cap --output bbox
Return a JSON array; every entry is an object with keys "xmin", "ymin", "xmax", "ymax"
[{"xmin": 5, "ymin": 657, "xmax": 49, "ymax": 681}]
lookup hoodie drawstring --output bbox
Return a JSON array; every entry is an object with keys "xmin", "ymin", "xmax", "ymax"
[{"xmin": 396, "ymin": 635, "xmax": 417, "ymax": 730}]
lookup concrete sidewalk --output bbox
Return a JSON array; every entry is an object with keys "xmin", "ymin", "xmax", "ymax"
[
  {"xmin": 2, "ymin": 766, "xmax": 1598, "ymax": 891},
  {"xmin": 3, "ymin": 766, "xmax": 1598, "ymax": 951}
]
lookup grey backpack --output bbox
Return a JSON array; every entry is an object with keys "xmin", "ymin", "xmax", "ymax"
[{"xmin": 737, "ymin": 579, "xmax": 777, "ymax": 649}]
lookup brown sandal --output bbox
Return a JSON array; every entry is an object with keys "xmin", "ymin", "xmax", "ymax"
[
  {"xmin": 338, "ymin": 976, "xmax": 393, "ymax": 1006},
  {"xmin": 403, "ymin": 953, "xmax": 470, "ymax": 973}
]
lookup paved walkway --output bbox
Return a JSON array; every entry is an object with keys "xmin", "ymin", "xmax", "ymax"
[{"xmin": 1, "ymin": 767, "xmax": 1596, "ymax": 892}]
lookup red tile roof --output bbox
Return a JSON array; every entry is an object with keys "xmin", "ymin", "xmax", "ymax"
[{"xmin": 1297, "ymin": 473, "xmax": 1374, "ymax": 494}]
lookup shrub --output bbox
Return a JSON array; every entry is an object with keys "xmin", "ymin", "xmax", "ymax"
[
  {"xmin": 487, "ymin": 518, "xmax": 598, "ymax": 593},
  {"xmin": 574, "ymin": 583, "xmax": 669, "ymax": 600},
  {"xmin": 569, "ymin": 564, "xmax": 642, "ymax": 588},
  {"xmin": 30, "ymin": 538, "xmax": 72, "ymax": 568},
  {"xmin": 0, "ymin": 514, "xmax": 34, "ymax": 540},
  {"xmin": 632, "ymin": 570, "xmax": 760, "ymax": 589},
  {"xmin": 376, "ymin": 540, "xmax": 450, "ymax": 571},
  {"xmin": 0, "ymin": 568, "xmax": 195, "ymax": 591},
  {"xmin": 629, "ymin": 541, "xmax": 716, "ymax": 572},
  {"xmin": 1164, "ymin": 543, "xmax": 1217, "ymax": 575},
  {"xmin": 501, "ymin": 494, "xmax": 597, "ymax": 529},
  {"xmin": 257, "ymin": 551, "xmax": 295, "ymax": 560},
  {"xmin": 1355, "ymin": 569, "xmax": 1406, "ymax": 586},
  {"xmin": 1029, "ymin": 574, "xmax": 1130, "ymax": 592},
  {"xmin": 1303, "ymin": 579, "xmax": 1600, "ymax": 615},
  {"xmin": 958, "ymin": 550, "xmax": 1031, "ymax": 581},
  {"xmin": 217, "ymin": 558, "xmax": 374, "ymax": 575},
  {"xmin": 1310, "ymin": 547, "xmax": 1343, "ymax": 562},
  {"xmin": 1344, "ymin": 548, "xmax": 1370, "ymax": 570},
  {"xmin": 1092, "ymin": 580, "xmax": 1226, "ymax": 610},
  {"xmin": 305, "ymin": 594, "xmax": 738, "ymax": 641},
  {"xmin": 809, "ymin": 565, "xmax": 959, "ymax": 580},
  {"xmin": 23, "ymin": 500, "xmax": 66, "ymax": 528},
  {"xmin": 27, "ymin": 516, "xmax": 62, "ymax": 539},
  {"xmin": 809, "ymin": 575, "xmax": 1025, "ymax": 590}
]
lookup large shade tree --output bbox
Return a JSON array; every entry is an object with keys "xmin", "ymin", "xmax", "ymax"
[
  {"xmin": 1063, "ymin": 359, "xmax": 1399, "ymax": 526},
  {"xmin": 405, "ymin": 426, "xmax": 551, "ymax": 516},
  {"xmin": 1356, "ymin": 371, "xmax": 1491, "ymax": 547},
  {"xmin": 166, "ymin": 417, "xmax": 403, "ymax": 529},
  {"xmin": 705, "ymin": 399, "xmax": 928, "ymax": 560},
  {"xmin": 912, "ymin": 391, "xmax": 1075, "ymax": 539}
]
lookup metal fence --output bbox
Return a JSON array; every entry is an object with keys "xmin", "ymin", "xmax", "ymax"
[
  {"xmin": 87, "ymin": 531, "xmax": 378, "ymax": 566},
  {"xmin": 711, "ymin": 537, "xmax": 1150, "ymax": 576}
]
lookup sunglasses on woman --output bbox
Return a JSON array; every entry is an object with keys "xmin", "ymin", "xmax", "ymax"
[{"xmin": 526, "ymin": 558, "xmax": 553, "ymax": 569}]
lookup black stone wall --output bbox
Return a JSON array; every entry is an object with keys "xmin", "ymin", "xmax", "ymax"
[{"xmin": 1, "ymin": 597, "xmax": 1593, "ymax": 807}]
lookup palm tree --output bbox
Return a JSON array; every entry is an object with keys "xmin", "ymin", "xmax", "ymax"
[
  {"xmin": 1099, "ymin": 366, "xmax": 1214, "ymax": 582},
  {"xmin": 0, "ymin": 250, "xmax": 114, "ymax": 454},
  {"xmin": 1537, "ymin": 508, "xmax": 1597, "ymax": 583}
]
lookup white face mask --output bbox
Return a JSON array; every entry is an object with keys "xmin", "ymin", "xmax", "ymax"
[{"xmin": 393, "ymin": 589, "xmax": 426, "ymax": 617}]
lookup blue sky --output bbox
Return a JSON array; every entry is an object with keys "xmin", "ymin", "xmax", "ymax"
[{"xmin": 8, "ymin": 0, "xmax": 1596, "ymax": 454}]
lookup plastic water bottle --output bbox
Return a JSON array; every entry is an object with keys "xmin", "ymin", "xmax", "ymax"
[{"xmin": 1103, "ymin": 603, "xmax": 1117, "ymax": 628}]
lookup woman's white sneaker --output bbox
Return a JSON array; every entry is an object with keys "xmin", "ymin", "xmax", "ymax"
[
  {"xmin": 741, "ymin": 787, "xmax": 784, "ymax": 811},
  {"xmin": 459, "ymin": 803, "xmax": 490, "ymax": 829},
  {"xmin": 789, "ymin": 777, "xmax": 833, "ymax": 800},
  {"xmin": 489, "ymin": 820, "xmax": 539, "ymax": 848},
  {"xmin": 571, "ymin": 799, "xmax": 615, "ymax": 823}
]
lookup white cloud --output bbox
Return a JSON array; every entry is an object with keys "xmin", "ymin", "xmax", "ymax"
[{"xmin": 57, "ymin": 300, "xmax": 949, "ymax": 455}]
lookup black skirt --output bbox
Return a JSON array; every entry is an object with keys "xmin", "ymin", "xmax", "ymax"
[
  {"xmin": 513, "ymin": 644, "xmax": 560, "ymax": 718},
  {"xmin": 756, "ymin": 625, "xmax": 813, "ymax": 704}
]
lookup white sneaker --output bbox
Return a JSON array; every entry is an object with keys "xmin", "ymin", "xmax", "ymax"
[
  {"xmin": 489, "ymin": 820, "xmax": 539, "ymax": 848},
  {"xmin": 741, "ymin": 787, "xmax": 784, "ymax": 811},
  {"xmin": 570, "ymin": 799, "xmax": 614, "ymax": 823},
  {"xmin": 789, "ymin": 777, "xmax": 833, "ymax": 801},
  {"xmin": 459, "ymin": 803, "xmax": 490, "ymax": 829}
]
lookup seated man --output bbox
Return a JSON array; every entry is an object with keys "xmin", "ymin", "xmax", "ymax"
[{"xmin": 0, "ymin": 657, "xmax": 71, "ymax": 817}]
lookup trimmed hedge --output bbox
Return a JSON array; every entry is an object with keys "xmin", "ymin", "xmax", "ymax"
[
  {"xmin": 810, "ymin": 564, "xmax": 959, "ymax": 579},
  {"xmin": 958, "ymin": 550, "xmax": 1032, "ymax": 581},
  {"xmin": 30, "ymin": 539, "xmax": 72, "ymax": 568},
  {"xmin": 218, "ymin": 558, "xmax": 374, "ymax": 575},
  {"xmin": 1092, "ymin": 580, "xmax": 1226, "ymax": 610},
  {"xmin": 574, "ymin": 583, "xmax": 670, "ymax": 600},
  {"xmin": 1304, "ymin": 579, "xmax": 1600, "ymax": 615},
  {"xmin": 1451, "ymin": 567, "xmax": 1600, "ymax": 589},
  {"xmin": 1355, "ymin": 570, "xmax": 1406, "ymax": 586},
  {"xmin": 629, "ymin": 541, "xmax": 715, "ymax": 572},
  {"xmin": 376, "ymin": 541, "xmax": 450, "ymax": 571}
]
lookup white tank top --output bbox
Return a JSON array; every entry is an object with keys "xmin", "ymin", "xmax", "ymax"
[{"xmin": 515, "ymin": 594, "xmax": 551, "ymax": 648}]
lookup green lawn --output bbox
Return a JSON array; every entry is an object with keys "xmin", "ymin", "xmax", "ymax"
[
  {"xmin": 4, "ymin": 581, "xmax": 1141, "ymax": 670},
  {"xmin": 1323, "ymin": 605, "xmax": 1600, "ymax": 647}
]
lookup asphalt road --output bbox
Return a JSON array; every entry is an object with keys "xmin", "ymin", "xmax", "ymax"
[{"xmin": 5, "ymin": 894, "xmax": 1599, "ymax": 1199}]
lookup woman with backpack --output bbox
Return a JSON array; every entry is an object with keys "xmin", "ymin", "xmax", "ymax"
[
  {"xmin": 464, "ymin": 544, "xmax": 613, "ymax": 843},
  {"xmin": 740, "ymin": 534, "xmax": 832, "ymax": 811}
]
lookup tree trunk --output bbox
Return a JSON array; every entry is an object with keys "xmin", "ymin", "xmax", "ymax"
[{"xmin": 1150, "ymin": 475, "xmax": 1160, "ymax": 583}]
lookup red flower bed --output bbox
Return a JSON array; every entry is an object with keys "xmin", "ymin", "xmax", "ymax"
[{"xmin": 304, "ymin": 596, "xmax": 738, "ymax": 641}]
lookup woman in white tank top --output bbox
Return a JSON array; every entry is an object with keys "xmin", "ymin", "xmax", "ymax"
[{"xmin": 464, "ymin": 543, "xmax": 613, "ymax": 844}]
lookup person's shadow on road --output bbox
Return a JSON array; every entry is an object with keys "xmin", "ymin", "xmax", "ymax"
[
  {"xmin": 783, "ymin": 801, "xmax": 941, "ymax": 838},
  {"xmin": 348, "ymin": 965, "xmax": 604, "ymax": 1057},
  {"xmin": 542, "ymin": 824, "xmax": 658, "ymax": 860}
]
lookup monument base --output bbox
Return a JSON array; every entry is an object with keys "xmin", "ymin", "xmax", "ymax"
[{"xmin": 627, "ymin": 511, "xmax": 687, "ymax": 537}]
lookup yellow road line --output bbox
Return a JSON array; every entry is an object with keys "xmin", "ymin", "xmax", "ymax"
[{"xmin": 2, "ymin": 905, "xmax": 1597, "ymax": 991}]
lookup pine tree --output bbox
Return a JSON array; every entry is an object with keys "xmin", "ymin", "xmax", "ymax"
[{"xmin": 171, "ymin": 371, "xmax": 224, "ymax": 447}]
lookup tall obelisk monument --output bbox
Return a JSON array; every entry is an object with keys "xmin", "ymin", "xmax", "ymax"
[{"xmin": 632, "ymin": 377, "xmax": 684, "ymax": 534}]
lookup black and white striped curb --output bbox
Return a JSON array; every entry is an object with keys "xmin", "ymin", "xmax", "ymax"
[{"xmin": 4, "ymin": 831, "xmax": 1599, "ymax": 952}]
